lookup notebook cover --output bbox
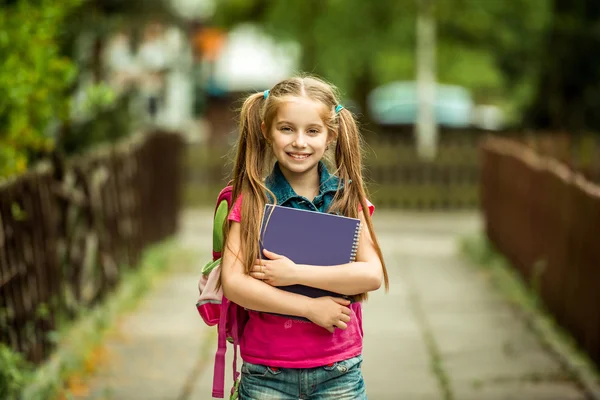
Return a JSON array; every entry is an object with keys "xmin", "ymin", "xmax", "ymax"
[{"xmin": 259, "ymin": 204, "xmax": 361, "ymax": 301}]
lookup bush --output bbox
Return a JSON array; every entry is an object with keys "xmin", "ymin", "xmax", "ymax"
[
  {"xmin": 0, "ymin": 343, "xmax": 33, "ymax": 399},
  {"xmin": 0, "ymin": 0, "xmax": 82, "ymax": 178}
]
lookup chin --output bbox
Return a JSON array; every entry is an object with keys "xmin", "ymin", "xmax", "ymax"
[
  {"xmin": 279, "ymin": 160, "xmax": 319, "ymax": 175},
  {"xmin": 282, "ymin": 164, "xmax": 316, "ymax": 175}
]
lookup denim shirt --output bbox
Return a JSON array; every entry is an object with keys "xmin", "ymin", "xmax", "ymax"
[{"xmin": 265, "ymin": 161, "xmax": 343, "ymax": 213}]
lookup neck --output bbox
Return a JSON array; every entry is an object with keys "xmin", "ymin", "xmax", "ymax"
[{"xmin": 280, "ymin": 164, "xmax": 320, "ymax": 200}]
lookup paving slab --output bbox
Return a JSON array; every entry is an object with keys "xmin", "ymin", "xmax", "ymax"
[{"xmin": 66, "ymin": 210, "xmax": 588, "ymax": 400}]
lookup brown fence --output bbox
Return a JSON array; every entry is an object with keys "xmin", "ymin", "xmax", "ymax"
[
  {"xmin": 185, "ymin": 133, "xmax": 483, "ymax": 210},
  {"xmin": 0, "ymin": 131, "xmax": 184, "ymax": 364},
  {"xmin": 193, "ymin": 94, "xmax": 600, "ymax": 210},
  {"xmin": 480, "ymin": 135, "xmax": 600, "ymax": 367}
]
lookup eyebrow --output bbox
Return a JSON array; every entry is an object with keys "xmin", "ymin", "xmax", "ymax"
[{"xmin": 276, "ymin": 120, "xmax": 325, "ymax": 128}]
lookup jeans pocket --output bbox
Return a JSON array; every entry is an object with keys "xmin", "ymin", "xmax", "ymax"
[
  {"xmin": 322, "ymin": 355, "xmax": 363, "ymax": 374},
  {"xmin": 323, "ymin": 363, "xmax": 340, "ymax": 372},
  {"xmin": 241, "ymin": 362, "xmax": 283, "ymax": 378},
  {"xmin": 241, "ymin": 362, "xmax": 268, "ymax": 377}
]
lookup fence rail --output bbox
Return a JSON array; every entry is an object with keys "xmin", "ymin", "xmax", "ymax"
[
  {"xmin": 185, "ymin": 134, "xmax": 483, "ymax": 209},
  {"xmin": 188, "ymin": 106, "xmax": 600, "ymax": 210},
  {"xmin": 480, "ymin": 136, "xmax": 600, "ymax": 367},
  {"xmin": 0, "ymin": 131, "xmax": 184, "ymax": 363}
]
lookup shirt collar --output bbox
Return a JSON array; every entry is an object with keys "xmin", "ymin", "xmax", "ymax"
[{"xmin": 266, "ymin": 161, "xmax": 343, "ymax": 204}]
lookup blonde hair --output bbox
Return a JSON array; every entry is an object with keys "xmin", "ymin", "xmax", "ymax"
[{"xmin": 224, "ymin": 75, "xmax": 388, "ymax": 301}]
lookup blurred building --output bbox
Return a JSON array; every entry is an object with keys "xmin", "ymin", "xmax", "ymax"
[{"xmin": 209, "ymin": 24, "xmax": 300, "ymax": 94}]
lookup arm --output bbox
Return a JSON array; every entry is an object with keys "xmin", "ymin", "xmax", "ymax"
[
  {"xmin": 255, "ymin": 213, "xmax": 383, "ymax": 296},
  {"xmin": 221, "ymin": 221, "xmax": 352, "ymax": 332}
]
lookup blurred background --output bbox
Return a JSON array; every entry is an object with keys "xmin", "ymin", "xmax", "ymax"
[{"xmin": 1, "ymin": 0, "xmax": 599, "ymax": 398}]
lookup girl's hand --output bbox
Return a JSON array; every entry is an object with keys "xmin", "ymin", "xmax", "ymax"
[
  {"xmin": 250, "ymin": 249, "xmax": 299, "ymax": 286},
  {"xmin": 305, "ymin": 297, "xmax": 352, "ymax": 333}
]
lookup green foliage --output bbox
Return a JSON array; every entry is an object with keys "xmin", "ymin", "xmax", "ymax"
[
  {"xmin": 213, "ymin": 0, "xmax": 551, "ymax": 123},
  {"xmin": 0, "ymin": 343, "xmax": 33, "ymax": 400},
  {"xmin": 436, "ymin": 0, "xmax": 551, "ymax": 110},
  {"xmin": 525, "ymin": 0, "xmax": 600, "ymax": 131},
  {"xmin": 0, "ymin": 0, "xmax": 82, "ymax": 178},
  {"xmin": 459, "ymin": 233, "xmax": 500, "ymax": 267},
  {"xmin": 0, "ymin": 146, "xmax": 26, "ymax": 178},
  {"xmin": 80, "ymin": 83, "xmax": 118, "ymax": 116},
  {"xmin": 60, "ymin": 88, "xmax": 132, "ymax": 156},
  {"xmin": 10, "ymin": 202, "xmax": 28, "ymax": 221},
  {"xmin": 214, "ymin": 0, "xmax": 415, "ymax": 99}
]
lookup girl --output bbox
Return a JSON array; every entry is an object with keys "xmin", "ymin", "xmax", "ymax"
[{"xmin": 221, "ymin": 76, "xmax": 389, "ymax": 400}]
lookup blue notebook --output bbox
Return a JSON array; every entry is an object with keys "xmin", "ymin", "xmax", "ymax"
[{"xmin": 259, "ymin": 204, "xmax": 362, "ymax": 301}]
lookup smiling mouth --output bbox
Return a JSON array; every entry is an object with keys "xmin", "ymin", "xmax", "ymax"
[{"xmin": 287, "ymin": 153, "xmax": 311, "ymax": 160}]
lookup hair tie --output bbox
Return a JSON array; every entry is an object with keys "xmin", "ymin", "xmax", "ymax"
[
  {"xmin": 335, "ymin": 104, "xmax": 344, "ymax": 114},
  {"xmin": 263, "ymin": 90, "xmax": 270, "ymax": 99}
]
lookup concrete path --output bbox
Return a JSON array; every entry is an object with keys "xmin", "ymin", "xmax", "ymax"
[{"xmin": 77, "ymin": 209, "xmax": 587, "ymax": 400}]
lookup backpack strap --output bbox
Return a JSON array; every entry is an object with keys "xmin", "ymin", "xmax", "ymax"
[
  {"xmin": 210, "ymin": 183, "xmax": 240, "ymax": 399},
  {"xmin": 231, "ymin": 306, "xmax": 241, "ymax": 385},
  {"xmin": 212, "ymin": 299, "xmax": 229, "ymax": 398}
]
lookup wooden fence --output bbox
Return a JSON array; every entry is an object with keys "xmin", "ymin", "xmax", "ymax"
[
  {"xmin": 480, "ymin": 135, "xmax": 600, "ymax": 367},
  {"xmin": 185, "ymin": 131, "xmax": 600, "ymax": 210},
  {"xmin": 0, "ymin": 131, "xmax": 184, "ymax": 364},
  {"xmin": 190, "ymin": 94, "xmax": 600, "ymax": 210},
  {"xmin": 185, "ymin": 133, "xmax": 483, "ymax": 210}
]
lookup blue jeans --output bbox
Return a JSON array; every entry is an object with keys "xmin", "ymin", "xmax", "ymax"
[{"xmin": 238, "ymin": 355, "xmax": 366, "ymax": 400}]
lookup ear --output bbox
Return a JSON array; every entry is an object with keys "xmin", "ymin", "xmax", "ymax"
[
  {"xmin": 327, "ymin": 130, "xmax": 337, "ymax": 145},
  {"xmin": 261, "ymin": 122, "xmax": 270, "ymax": 142}
]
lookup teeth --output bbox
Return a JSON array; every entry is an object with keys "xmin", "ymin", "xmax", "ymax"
[{"xmin": 289, "ymin": 153, "xmax": 309, "ymax": 160}]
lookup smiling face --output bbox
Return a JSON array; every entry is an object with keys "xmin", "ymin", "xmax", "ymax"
[{"xmin": 265, "ymin": 96, "xmax": 331, "ymax": 179}]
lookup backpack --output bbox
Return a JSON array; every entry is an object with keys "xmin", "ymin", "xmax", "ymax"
[{"xmin": 196, "ymin": 184, "xmax": 248, "ymax": 399}]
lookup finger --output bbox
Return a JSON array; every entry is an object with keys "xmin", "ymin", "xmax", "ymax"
[
  {"xmin": 335, "ymin": 321, "xmax": 348, "ymax": 330},
  {"xmin": 251, "ymin": 265, "xmax": 261, "ymax": 273},
  {"xmin": 263, "ymin": 248, "xmax": 280, "ymax": 259},
  {"xmin": 326, "ymin": 326, "xmax": 335, "ymax": 333},
  {"xmin": 340, "ymin": 314, "xmax": 351, "ymax": 323},
  {"xmin": 331, "ymin": 297, "xmax": 351, "ymax": 306},
  {"xmin": 340, "ymin": 306, "xmax": 351, "ymax": 316},
  {"xmin": 249, "ymin": 272, "xmax": 262, "ymax": 280}
]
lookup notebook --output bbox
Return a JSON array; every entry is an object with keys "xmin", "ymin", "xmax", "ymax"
[{"xmin": 259, "ymin": 204, "xmax": 362, "ymax": 302}]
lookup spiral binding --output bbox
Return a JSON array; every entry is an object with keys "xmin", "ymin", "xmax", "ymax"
[{"xmin": 349, "ymin": 222, "xmax": 362, "ymax": 262}]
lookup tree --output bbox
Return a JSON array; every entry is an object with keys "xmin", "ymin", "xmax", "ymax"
[
  {"xmin": 213, "ymin": 0, "xmax": 415, "ymax": 123},
  {"xmin": 525, "ymin": 0, "xmax": 600, "ymax": 132},
  {"xmin": 212, "ymin": 0, "xmax": 551, "ymax": 126},
  {"xmin": 0, "ymin": 0, "xmax": 82, "ymax": 178}
]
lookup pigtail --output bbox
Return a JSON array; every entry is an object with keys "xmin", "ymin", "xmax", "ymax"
[
  {"xmin": 225, "ymin": 92, "xmax": 271, "ymax": 275},
  {"xmin": 332, "ymin": 109, "xmax": 390, "ymax": 300}
]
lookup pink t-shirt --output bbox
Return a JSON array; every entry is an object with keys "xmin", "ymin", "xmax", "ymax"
[{"xmin": 228, "ymin": 196, "xmax": 374, "ymax": 368}]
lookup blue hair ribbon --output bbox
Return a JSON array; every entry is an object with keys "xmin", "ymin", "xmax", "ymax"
[
  {"xmin": 263, "ymin": 90, "xmax": 270, "ymax": 99},
  {"xmin": 335, "ymin": 104, "xmax": 344, "ymax": 114}
]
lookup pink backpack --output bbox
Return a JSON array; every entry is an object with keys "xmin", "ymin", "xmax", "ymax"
[{"xmin": 196, "ymin": 185, "xmax": 248, "ymax": 399}]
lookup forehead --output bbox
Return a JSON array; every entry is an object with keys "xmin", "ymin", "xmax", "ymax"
[{"xmin": 275, "ymin": 97, "xmax": 327, "ymax": 125}]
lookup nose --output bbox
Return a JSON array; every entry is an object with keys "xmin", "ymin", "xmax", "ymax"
[{"xmin": 293, "ymin": 132, "xmax": 307, "ymax": 148}]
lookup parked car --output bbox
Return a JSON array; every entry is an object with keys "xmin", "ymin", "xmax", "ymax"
[{"xmin": 367, "ymin": 81, "xmax": 474, "ymax": 128}]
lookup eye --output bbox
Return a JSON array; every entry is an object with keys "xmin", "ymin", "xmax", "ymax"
[
  {"xmin": 279, "ymin": 126, "xmax": 292, "ymax": 132},
  {"xmin": 308, "ymin": 129, "xmax": 320, "ymax": 135}
]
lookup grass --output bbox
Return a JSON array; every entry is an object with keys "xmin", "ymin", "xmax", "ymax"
[
  {"xmin": 460, "ymin": 233, "xmax": 600, "ymax": 398},
  {"xmin": 9, "ymin": 240, "xmax": 197, "ymax": 400}
]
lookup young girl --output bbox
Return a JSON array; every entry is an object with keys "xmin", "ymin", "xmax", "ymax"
[{"xmin": 221, "ymin": 75, "xmax": 389, "ymax": 399}]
